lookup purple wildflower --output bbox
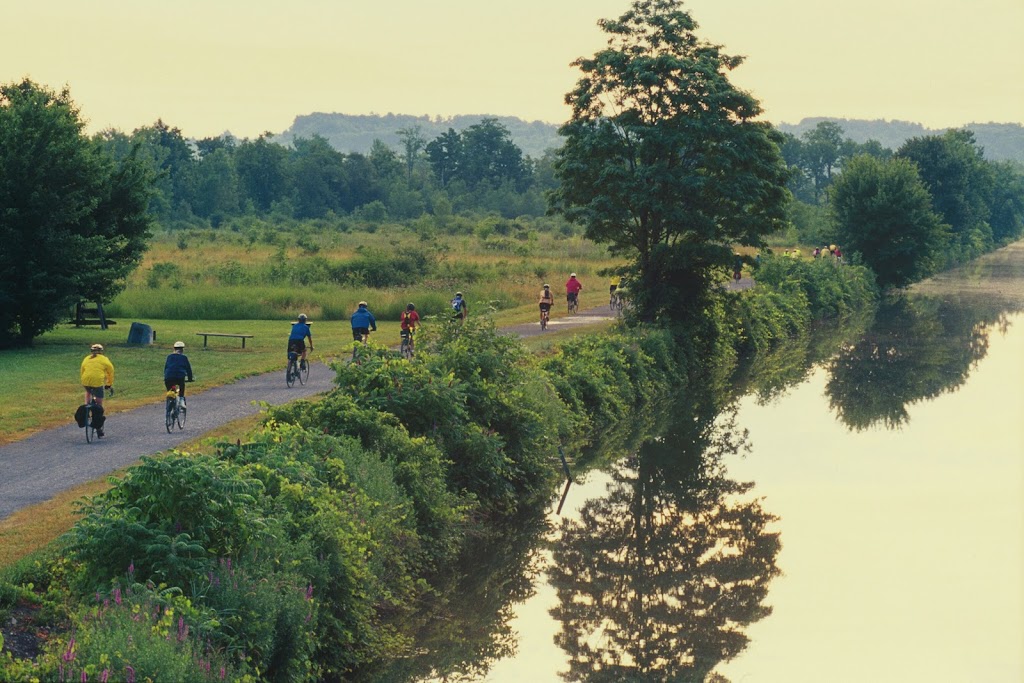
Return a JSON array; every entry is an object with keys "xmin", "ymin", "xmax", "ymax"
[
  {"xmin": 100, "ymin": 670, "xmax": 110, "ymax": 683},
  {"xmin": 63, "ymin": 637, "xmax": 76, "ymax": 663},
  {"xmin": 125, "ymin": 665, "xmax": 136, "ymax": 683}
]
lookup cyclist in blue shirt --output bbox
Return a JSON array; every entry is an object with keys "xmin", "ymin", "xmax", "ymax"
[
  {"xmin": 288, "ymin": 313, "xmax": 314, "ymax": 369},
  {"xmin": 164, "ymin": 341, "xmax": 194, "ymax": 404},
  {"xmin": 350, "ymin": 301, "xmax": 377, "ymax": 341}
]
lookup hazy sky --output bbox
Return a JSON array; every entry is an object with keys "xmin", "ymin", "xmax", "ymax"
[{"xmin": 3, "ymin": 0, "xmax": 1022, "ymax": 140}]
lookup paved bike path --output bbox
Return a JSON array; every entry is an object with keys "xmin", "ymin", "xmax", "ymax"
[
  {"xmin": 0, "ymin": 364, "xmax": 336, "ymax": 520},
  {"xmin": 0, "ymin": 300, "xmax": 677, "ymax": 521}
]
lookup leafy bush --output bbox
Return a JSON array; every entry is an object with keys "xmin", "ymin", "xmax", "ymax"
[
  {"xmin": 146, "ymin": 261, "xmax": 182, "ymax": 289},
  {"xmin": 540, "ymin": 328, "xmax": 681, "ymax": 444},
  {"xmin": 69, "ymin": 455, "xmax": 265, "ymax": 591},
  {"xmin": 267, "ymin": 399, "xmax": 468, "ymax": 571},
  {"xmin": 343, "ymin": 246, "xmax": 436, "ymax": 288},
  {"xmin": 419, "ymin": 318, "xmax": 572, "ymax": 511},
  {"xmin": 754, "ymin": 254, "xmax": 877, "ymax": 319}
]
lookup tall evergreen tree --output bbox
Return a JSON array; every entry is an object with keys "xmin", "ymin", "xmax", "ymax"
[{"xmin": 0, "ymin": 80, "xmax": 153, "ymax": 346}]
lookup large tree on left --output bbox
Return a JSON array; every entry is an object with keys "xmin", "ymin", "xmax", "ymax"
[{"xmin": 0, "ymin": 79, "xmax": 153, "ymax": 347}]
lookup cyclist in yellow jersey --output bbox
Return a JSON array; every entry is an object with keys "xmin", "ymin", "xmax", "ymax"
[
  {"xmin": 81, "ymin": 344, "xmax": 114, "ymax": 405},
  {"xmin": 80, "ymin": 344, "xmax": 114, "ymax": 437},
  {"xmin": 609, "ymin": 275, "xmax": 622, "ymax": 304}
]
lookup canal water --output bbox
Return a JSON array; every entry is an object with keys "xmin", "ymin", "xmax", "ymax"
[{"xmin": 393, "ymin": 244, "xmax": 1024, "ymax": 683}]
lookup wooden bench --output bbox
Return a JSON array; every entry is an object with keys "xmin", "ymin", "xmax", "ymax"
[{"xmin": 195, "ymin": 332, "xmax": 254, "ymax": 349}]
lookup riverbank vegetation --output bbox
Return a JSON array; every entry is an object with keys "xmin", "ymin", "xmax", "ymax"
[{"xmin": 0, "ymin": 252, "xmax": 880, "ymax": 683}]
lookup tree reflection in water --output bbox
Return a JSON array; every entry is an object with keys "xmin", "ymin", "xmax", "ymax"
[
  {"xmin": 548, "ymin": 399, "xmax": 781, "ymax": 682},
  {"xmin": 356, "ymin": 513, "xmax": 549, "ymax": 683},
  {"xmin": 826, "ymin": 295, "xmax": 1013, "ymax": 431}
]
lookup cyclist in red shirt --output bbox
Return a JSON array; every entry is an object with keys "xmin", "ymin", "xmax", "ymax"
[
  {"xmin": 565, "ymin": 273, "xmax": 583, "ymax": 311},
  {"xmin": 400, "ymin": 303, "xmax": 420, "ymax": 338}
]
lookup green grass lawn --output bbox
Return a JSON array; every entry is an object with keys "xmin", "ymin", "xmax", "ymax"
[{"xmin": 1, "ymin": 318, "xmax": 377, "ymax": 444}]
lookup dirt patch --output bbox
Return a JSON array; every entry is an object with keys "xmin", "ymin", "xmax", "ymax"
[{"xmin": 1, "ymin": 601, "xmax": 49, "ymax": 660}]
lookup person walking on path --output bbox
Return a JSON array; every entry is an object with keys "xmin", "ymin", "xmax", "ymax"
[
  {"xmin": 164, "ymin": 341, "xmax": 194, "ymax": 404},
  {"xmin": 80, "ymin": 343, "xmax": 114, "ymax": 438}
]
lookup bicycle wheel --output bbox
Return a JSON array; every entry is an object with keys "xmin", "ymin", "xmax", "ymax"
[
  {"xmin": 84, "ymin": 405, "xmax": 94, "ymax": 443},
  {"xmin": 540, "ymin": 312, "xmax": 547, "ymax": 330},
  {"xmin": 177, "ymin": 400, "xmax": 187, "ymax": 429},
  {"xmin": 298, "ymin": 359, "xmax": 308, "ymax": 385},
  {"xmin": 286, "ymin": 359, "xmax": 296, "ymax": 387},
  {"xmin": 165, "ymin": 399, "xmax": 175, "ymax": 433}
]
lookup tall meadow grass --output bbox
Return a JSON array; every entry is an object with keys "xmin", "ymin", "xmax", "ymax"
[{"xmin": 111, "ymin": 219, "xmax": 620, "ymax": 320}]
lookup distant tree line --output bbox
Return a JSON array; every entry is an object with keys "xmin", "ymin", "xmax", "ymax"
[
  {"xmin": 93, "ymin": 117, "xmax": 559, "ymax": 227},
  {"xmin": 780, "ymin": 121, "xmax": 1024, "ymax": 287}
]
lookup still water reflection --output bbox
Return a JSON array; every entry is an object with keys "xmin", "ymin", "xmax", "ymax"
[
  {"xmin": 391, "ymin": 245, "xmax": 1024, "ymax": 682},
  {"xmin": 548, "ymin": 406, "xmax": 780, "ymax": 681}
]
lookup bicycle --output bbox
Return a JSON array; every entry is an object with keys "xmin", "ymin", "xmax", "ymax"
[
  {"xmin": 610, "ymin": 292, "xmax": 624, "ymax": 316},
  {"xmin": 540, "ymin": 306, "xmax": 550, "ymax": 330},
  {"xmin": 286, "ymin": 351, "xmax": 309, "ymax": 387},
  {"xmin": 400, "ymin": 329, "xmax": 415, "ymax": 359},
  {"xmin": 567, "ymin": 294, "xmax": 579, "ymax": 315},
  {"xmin": 83, "ymin": 392, "xmax": 99, "ymax": 443},
  {"xmin": 164, "ymin": 384, "xmax": 187, "ymax": 432},
  {"xmin": 82, "ymin": 386, "xmax": 112, "ymax": 443}
]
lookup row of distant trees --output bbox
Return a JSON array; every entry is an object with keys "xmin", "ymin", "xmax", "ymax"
[
  {"xmin": 94, "ymin": 117, "xmax": 559, "ymax": 226},
  {"xmin": 780, "ymin": 120, "xmax": 1024, "ymax": 287}
]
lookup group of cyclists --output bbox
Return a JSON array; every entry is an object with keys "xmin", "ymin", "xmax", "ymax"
[
  {"xmin": 286, "ymin": 291, "xmax": 465, "ymax": 365},
  {"xmin": 78, "ymin": 340, "xmax": 193, "ymax": 439},
  {"xmin": 538, "ymin": 273, "xmax": 587, "ymax": 326},
  {"xmin": 78, "ymin": 277, "xmax": 603, "ymax": 438}
]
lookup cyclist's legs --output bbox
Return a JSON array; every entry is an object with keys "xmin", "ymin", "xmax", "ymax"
[
  {"xmin": 352, "ymin": 327, "xmax": 369, "ymax": 342},
  {"xmin": 165, "ymin": 377, "xmax": 186, "ymax": 398},
  {"xmin": 84, "ymin": 385, "xmax": 104, "ymax": 406}
]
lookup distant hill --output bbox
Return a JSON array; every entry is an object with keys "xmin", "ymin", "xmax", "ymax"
[
  {"xmin": 776, "ymin": 118, "xmax": 1024, "ymax": 163},
  {"xmin": 274, "ymin": 113, "xmax": 562, "ymax": 159},
  {"xmin": 274, "ymin": 113, "xmax": 1024, "ymax": 164}
]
